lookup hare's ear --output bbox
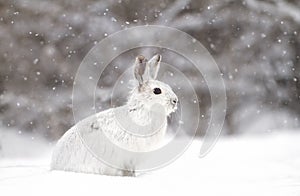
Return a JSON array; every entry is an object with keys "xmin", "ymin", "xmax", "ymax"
[
  {"xmin": 134, "ymin": 55, "xmax": 149, "ymax": 86},
  {"xmin": 147, "ymin": 54, "xmax": 161, "ymax": 79}
]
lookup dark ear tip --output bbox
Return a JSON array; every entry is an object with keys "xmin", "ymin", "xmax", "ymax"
[
  {"xmin": 154, "ymin": 54, "xmax": 161, "ymax": 62},
  {"xmin": 136, "ymin": 55, "xmax": 145, "ymax": 63}
]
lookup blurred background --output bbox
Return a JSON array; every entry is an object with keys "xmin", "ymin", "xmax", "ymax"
[{"xmin": 0, "ymin": 0, "xmax": 299, "ymax": 150}]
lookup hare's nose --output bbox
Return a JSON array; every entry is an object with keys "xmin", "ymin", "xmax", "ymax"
[{"xmin": 171, "ymin": 98, "xmax": 177, "ymax": 105}]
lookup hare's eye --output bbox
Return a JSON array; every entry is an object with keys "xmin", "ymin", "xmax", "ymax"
[{"xmin": 153, "ymin": 88, "xmax": 162, "ymax": 95}]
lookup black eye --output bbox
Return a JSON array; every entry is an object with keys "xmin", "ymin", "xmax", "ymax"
[{"xmin": 153, "ymin": 88, "xmax": 162, "ymax": 95}]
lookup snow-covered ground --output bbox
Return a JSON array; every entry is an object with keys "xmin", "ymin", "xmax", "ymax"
[{"xmin": 1, "ymin": 131, "xmax": 300, "ymax": 196}]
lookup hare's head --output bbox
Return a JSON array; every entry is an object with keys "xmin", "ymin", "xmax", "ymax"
[{"xmin": 127, "ymin": 54, "xmax": 178, "ymax": 116}]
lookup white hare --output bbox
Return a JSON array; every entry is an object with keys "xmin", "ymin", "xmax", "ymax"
[{"xmin": 51, "ymin": 54, "xmax": 178, "ymax": 176}]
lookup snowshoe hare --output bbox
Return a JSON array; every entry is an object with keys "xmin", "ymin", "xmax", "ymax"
[{"xmin": 51, "ymin": 54, "xmax": 178, "ymax": 176}]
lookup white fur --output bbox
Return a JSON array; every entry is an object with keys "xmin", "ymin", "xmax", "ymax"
[{"xmin": 51, "ymin": 55, "xmax": 178, "ymax": 176}]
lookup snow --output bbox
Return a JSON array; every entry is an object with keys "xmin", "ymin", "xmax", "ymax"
[
  {"xmin": 2, "ymin": 0, "xmax": 300, "ymax": 138},
  {"xmin": 1, "ymin": 131, "xmax": 300, "ymax": 196}
]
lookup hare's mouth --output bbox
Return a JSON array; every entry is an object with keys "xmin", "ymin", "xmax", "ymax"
[
  {"xmin": 171, "ymin": 101, "xmax": 178, "ymax": 110},
  {"xmin": 169, "ymin": 103, "xmax": 177, "ymax": 113},
  {"xmin": 164, "ymin": 99, "xmax": 178, "ymax": 115},
  {"xmin": 172, "ymin": 106, "xmax": 177, "ymax": 113}
]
